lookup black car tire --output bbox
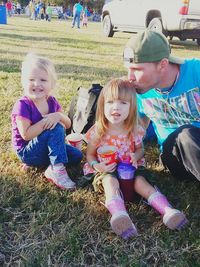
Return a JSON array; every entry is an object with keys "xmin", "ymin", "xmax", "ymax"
[
  {"xmin": 103, "ymin": 15, "xmax": 114, "ymax": 37},
  {"xmin": 197, "ymin": 38, "xmax": 200, "ymax": 46}
]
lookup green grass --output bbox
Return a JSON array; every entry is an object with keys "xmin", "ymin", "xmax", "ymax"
[{"xmin": 0, "ymin": 16, "xmax": 200, "ymax": 266}]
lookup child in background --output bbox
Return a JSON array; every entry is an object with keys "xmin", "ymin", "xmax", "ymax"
[
  {"xmin": 84, "ymin": 78, "xmax": 187, "ymax": 239},
  {"xmin": 82, "ymin": 7, "xmax": 88, "ymax": 28},
  {"xmin": 11, "ymin": 53, "xmax": 82, "ymax": 190},
  {"xmin": 40, "ymin": 6, "xmax": 45, "ymax": 20},
  {"xmin": 46, "ymin": 3, "xmax": 52, "ymax": 21}
]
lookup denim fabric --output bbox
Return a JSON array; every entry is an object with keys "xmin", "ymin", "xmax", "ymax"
[
  {"xmin": 17, "ymin": 124, "xmax": 83, "ymax": 167},
  {"xmin": 160, "ymin": 125, "xmax": 200, "ymax": 181},
  {"xmin": 72, "ymin": 12, "xmax": 81, "ymax": 28}
]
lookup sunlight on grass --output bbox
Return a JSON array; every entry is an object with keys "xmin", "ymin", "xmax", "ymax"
[{"xmin": 0, "ymin": 16, "xmax": 200, "ymax": 266}]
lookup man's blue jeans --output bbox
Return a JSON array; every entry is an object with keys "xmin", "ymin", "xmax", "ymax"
[
  {"xmin": 72, "ymin": 12, "xmax": 81, "ymax": 28},
  {"xmin": 17, "ymin": 124, "xmax": 83, "ymax": 167}
]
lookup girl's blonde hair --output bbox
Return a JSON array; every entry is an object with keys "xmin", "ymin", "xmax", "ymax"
[
  {"xmin": 21, "ymin": 53, "xmax": 57, "ymax": 91},
  {"xmin": 96, "ymin": 78, "xmax": 137, "ymax": 138}
]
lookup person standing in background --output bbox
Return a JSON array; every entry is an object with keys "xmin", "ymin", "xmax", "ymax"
[
  {"xmin": 16, "ymin": 2, "xmax": 21, "ymax": 15},
  {"xmin": 46, "ymin": 3, "xmax": 52, "ymax": 22},
  {"xmin": 5, "ymin": 0, "xmax": 13, "ymax": 17},
  {"xmin": 72, "ymin": 0, "xmax": 83, "ymax": 29},
  {"xmin": 29, "ymin": 0, "xmax": 35, "ymax": 20},
  {"xmin": 82, "ymin": 6, "xmax": 88, "ymax": 28}
]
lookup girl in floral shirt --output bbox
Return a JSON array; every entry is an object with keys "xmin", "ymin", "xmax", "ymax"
[{"xmin": 84, "ymin": 78, "xmax": 187, "ymax": 239}]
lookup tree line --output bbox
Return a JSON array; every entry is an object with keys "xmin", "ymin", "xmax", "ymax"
[{"xmin": 10, "ymin": 0, "xmax": 105, "ymax": 13}]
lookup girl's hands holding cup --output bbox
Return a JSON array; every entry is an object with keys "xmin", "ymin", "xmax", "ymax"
[{"xmin": 93, "ymin": 162, "xmax": 117, "ymax": 173}]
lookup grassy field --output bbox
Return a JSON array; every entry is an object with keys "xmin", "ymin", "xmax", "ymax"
[{"xmin": 0, "ymin": 16, "xmax": 200, "ymax": 267}]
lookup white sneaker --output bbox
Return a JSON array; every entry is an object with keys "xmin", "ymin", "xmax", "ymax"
[
  {"xmin": 163, "ymin": 208, "xmax": 188, "ymax": 230},
  {"xmin": 44, "ymin": 165, "xmax": 76, "ymax": 190}
]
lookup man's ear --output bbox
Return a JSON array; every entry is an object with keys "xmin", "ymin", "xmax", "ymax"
[{"xmin": 157, "ymin": 58, "xmax": 169, "ymax": 72}]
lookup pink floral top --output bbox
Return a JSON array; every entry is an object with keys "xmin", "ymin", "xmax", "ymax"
[{"xmin": 83, "ymin": 124, "xmax": 146, "ymax": 175}]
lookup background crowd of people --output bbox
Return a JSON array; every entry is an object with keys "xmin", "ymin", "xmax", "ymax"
[
  {"xmin": 2, "ymin": 0, "xmax": 101, "ymax": 23},
  {"xmin": 4, "ymin": 0, "xmax": 21, "ymax": 16}
]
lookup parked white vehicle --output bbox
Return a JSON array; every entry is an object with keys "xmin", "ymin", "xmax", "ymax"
[{"xmin": 102, "ymin": 0, "xmax": 200, "ymax": 45}]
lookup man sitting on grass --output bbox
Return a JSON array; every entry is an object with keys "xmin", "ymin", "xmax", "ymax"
[{"xmin": 123, "ymin": 29, "xmax": 200, "ymax": 182}]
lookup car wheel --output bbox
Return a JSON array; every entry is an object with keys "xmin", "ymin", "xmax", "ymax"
[
  {"xmin": 103, "ymin": 15, "xmax": 114, "ymax": 37},
  {"xmin": 197, "ymin": 39, "xmax": 200, "ymax": 46},
  {"xmin": 148, "ymin": 17, "xmax": 166, "ymax": 36}
]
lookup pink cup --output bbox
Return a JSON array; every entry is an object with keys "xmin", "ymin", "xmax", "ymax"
[
  {"xmin": 66, "ymin": 133, "xmax": 83, "ymax": 151},
  {"xmin": 97, "ymin": 145, "xmax": 118, "ymax": 165}
]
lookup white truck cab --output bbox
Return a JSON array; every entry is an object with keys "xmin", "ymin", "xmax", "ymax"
[{"xmin": 102, "ymin": 0, "xmax": 200, "ymax": 45}]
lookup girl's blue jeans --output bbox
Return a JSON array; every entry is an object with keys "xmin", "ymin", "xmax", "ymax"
[{"xmin": 17, "ymin": 124, "xmax": 83, "ymax": 167}]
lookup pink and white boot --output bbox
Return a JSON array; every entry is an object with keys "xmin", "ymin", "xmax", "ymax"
[
  {"xmin": 148, "ymin": 191, "xmax": 188, "ymax": 230},
  {"xmin": 105, "ymin": 196, "xmax": 138, "ymax": 239}
]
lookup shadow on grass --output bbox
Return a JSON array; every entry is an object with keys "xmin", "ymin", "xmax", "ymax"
[
  {"xmin": 57, "ymin": 63, "xmax": 124, "ymax": 82},
  {"xmin": 170, "ymin": 39, "xmax": 199, "ymax": 50},
  {"xmin": 0, "ymin": 32, "xmax": 122, "ymax": 49},
  {"xmin": 0, "ymin": 58, "xmax": 124, "ymax": 81},
  {"xmin": 0, "ymin": 59, "xmax": 21, "ymax": 73}
]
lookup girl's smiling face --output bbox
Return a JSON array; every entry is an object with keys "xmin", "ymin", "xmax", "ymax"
[{"xmin": 23, "ymin": 67, "xmax": 52, "ymax": 100}]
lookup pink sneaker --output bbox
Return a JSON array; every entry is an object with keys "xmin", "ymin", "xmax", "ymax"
[
  {"xmin": 44, "ymin": 165, "xmax": 76, "ymax": 190},
  {"xmin": 110, "ymin": 211, "xmax": 138, "ymax": 239},
  {"xmin": 105, "ymin": 197, "xmax": 138, "ymax": 239},
  {"xmin": 163, "ymin": 208, "xmax": 188, "ymax": 230}
]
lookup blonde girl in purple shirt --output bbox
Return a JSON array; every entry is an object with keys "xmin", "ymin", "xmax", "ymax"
[{"xmin": 11, "ymin": 53, "xmax": 82, "ymax": 190}]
